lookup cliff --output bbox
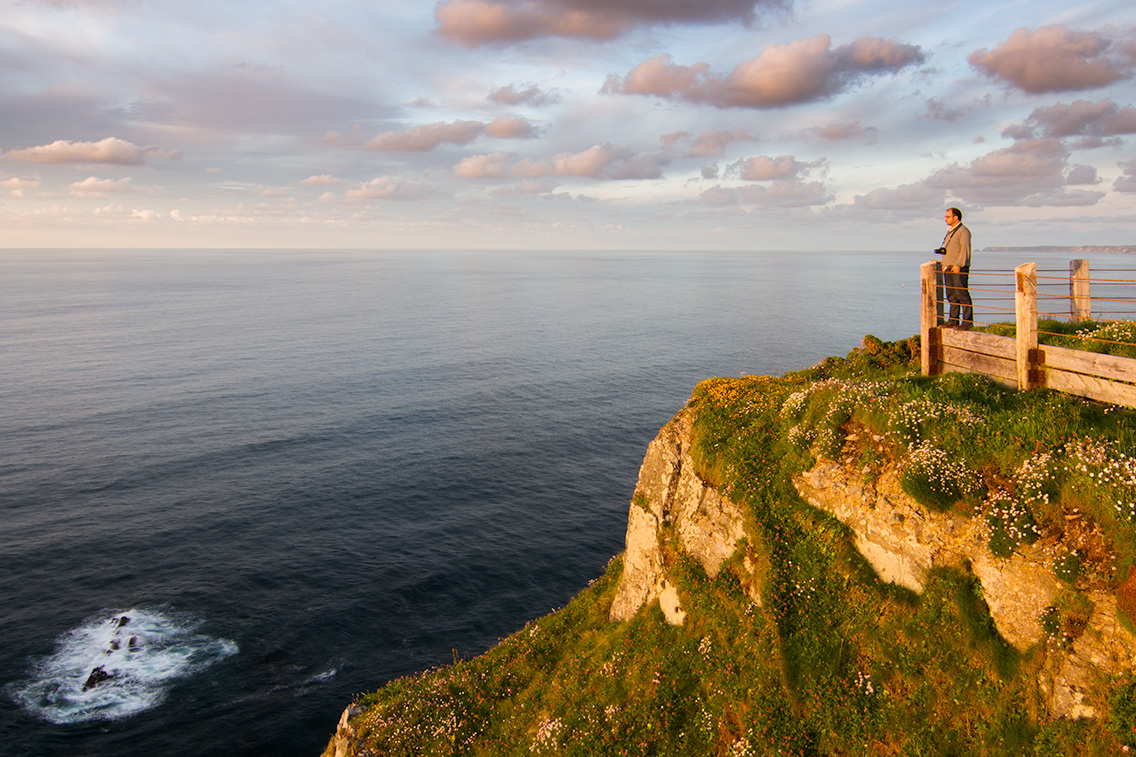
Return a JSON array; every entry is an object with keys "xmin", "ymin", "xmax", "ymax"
[
  {"xmin": 325, "ymin": 339, "xmax": 1136, "ymax": 755},
  {"xmin": 608, "ymin": 407, "xmax": 1136, "ymax": 720}
]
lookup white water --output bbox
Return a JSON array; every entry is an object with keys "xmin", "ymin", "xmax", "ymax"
[{"xmin": 9, "ymin": 609, "xmax": 238, "ymax": 724}]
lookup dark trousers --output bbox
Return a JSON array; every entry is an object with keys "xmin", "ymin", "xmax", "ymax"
[{"xmin": 944, "ymin": 268, "xmax": 972, "ymax": 326}]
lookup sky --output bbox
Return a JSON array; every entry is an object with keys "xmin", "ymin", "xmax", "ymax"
[{"xmin": 1, "ymin": 0, "xmax": 1135, "ymax": 250}]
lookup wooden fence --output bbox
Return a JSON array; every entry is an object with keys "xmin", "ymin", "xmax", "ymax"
[{"xmin": 920, "ymin": 260, "xmax": 1136, "ymax": 409}]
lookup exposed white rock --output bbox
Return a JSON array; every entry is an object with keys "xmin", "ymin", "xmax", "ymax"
[
  {"xmin": 794, "ymin": 451, "xmax": 1136, "ymax": 719},
  {"xmin": 609, "ymin": 410, "xmax": 747, "ymax": 624}
]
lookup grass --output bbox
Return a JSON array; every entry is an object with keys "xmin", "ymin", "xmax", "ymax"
[{"xmin": 328, "ymin": 333, "xmax": 1136, "ymax": 757}]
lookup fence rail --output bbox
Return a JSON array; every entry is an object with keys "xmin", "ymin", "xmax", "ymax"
[{"xmin": 920, "ymin": 260, "xmax": 1136, "ymax": 409}]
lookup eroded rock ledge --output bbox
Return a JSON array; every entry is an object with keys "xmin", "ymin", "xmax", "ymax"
[
  {"xmin": 610, "ymin": 410, "xmax": 1136, "ymax": 719},
  {"xmin": 609, "ymin": 409, "xmax": 748, "ymax": 624}
]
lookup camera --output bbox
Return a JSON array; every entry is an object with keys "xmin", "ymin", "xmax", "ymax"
[{"xmin": 934, "ymin": 247, "xmax": 947, "ymax": 255}]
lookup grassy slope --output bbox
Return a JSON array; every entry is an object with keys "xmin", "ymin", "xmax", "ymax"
[{"xmin": 329, "ymin": 334, "xmax": 1136, "ymax": 757}]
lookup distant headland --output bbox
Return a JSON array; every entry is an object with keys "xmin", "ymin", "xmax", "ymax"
[{"xmin": 981, "ymin": 245, "xmax": 1135, "ymax": 254}]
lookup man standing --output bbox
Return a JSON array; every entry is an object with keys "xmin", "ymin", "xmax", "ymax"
[{"xmin": 941, "ymin": 207, "xmax": 972, "ymax": 329}]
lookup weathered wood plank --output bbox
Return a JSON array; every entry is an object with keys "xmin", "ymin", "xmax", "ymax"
[
  {"xmin": 941, "ymin": 329, "xmax": 1016, "ymax": 359},
  {"xmin": 1045, "ymin": 368, "xmax": 1136, "ymax": 409},
  {"xmin": 1041, "ymin": 344, "xmax": 1136, "ymax": 385},
  {"xmin": 921, "ymin": 262, "xmax": 939, "ymax": 376},
  {"xmin": 942, "ymin": 363, "xmax": 1018, "ymax": 389},
  {"xmin": 942, "ymin": 345, "xmax": 1018, "ymax": 383},
  {"xmin": 1016, "ymin": 263, "xmax": 1038, "ymax": 391}
]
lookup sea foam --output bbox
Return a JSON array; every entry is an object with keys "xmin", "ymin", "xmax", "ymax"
[{"xmin": 9, "ymin": 608, "xmax": 238, "ymax": 724}]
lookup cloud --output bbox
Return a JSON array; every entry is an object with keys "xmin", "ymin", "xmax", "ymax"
[
  {"xmin": 699, "ymin": 180, "xmax": 831, "ymax": 207},
  {"xmin": 299, "ymin": 175, "xmax": 345, "ymax": 186},
  {"xmin": 969, "ymin": 26, "xmax": 1136, "ymax": 94},
  {"xmin": 489, "ymin": 84, "xmax": 559, "ymax": 106},
  {"xmin": 367, "ymin": 120, "xmax": 486, "ymax": 151},
  {"xmin": 662, "ymin": 129, "xmax": 756, "ymax": 157},
  {"xmin": 920, "ymin": 97, "xmax": 964, "ymax": 122},
  {"xmin": 1115, "ymin": 159, "xmax": 1136, "ymax": 193},
  {"xmin": 853, "ymin": 181, "xmax": 945, "ymax": 210},
  {"xmin": 344, "ymin": 177, "xmax": 441, "ymax": 201},
  {"xmin": 485, "ymin": 116, "xmax": 539, "ymax": 139},
  {"xmin": 924, "ymin": 137, "xmax": 1105, "ymax": 206},
  {"xmin": 602, "ymin": 34, "xmax": 924, "ymax": 108},
  {"xmin": 1, "ymin": 175, "xmax": 41, "ymax": 198},
  {"xmin": 435, "ymin": 0, "xmax": 786, "ymax": 47},
  {"xmin": 69, "ymin": 176, "xmax": 133, "ymax": 198},
  {"xmin": 1002, "ymin": 99, "xmax": 1136, "ymax": 146},
  {"xmin": 454, "ymin": 144, "xmax": 668, "ymax": 180},
  {"xmin": 806, "ymin": 121, "xmax": 879, "ymax": 143},
  {"xmin": 5, "ymin": 137, "xmax": 148, "ymax": 165},
  {"xmin": 730, "ymin": 155, "xmax": 806, "ymax": 180},
  {"xmin": 358, "ymin": 118, "xmax": 537, "ymax": 152}
]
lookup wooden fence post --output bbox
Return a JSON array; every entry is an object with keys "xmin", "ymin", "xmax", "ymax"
[
  {"xmin": 1070, "ymin": 259, "xmax": 1091, "ymax": 322},
  {"xmin": 921, "ymin": 261, "xmax": 939, "ymax": 376},
  {"xmin": 1016, "ymin": 262, "xmax": 1038, "ymax": 391},
  {"xmin": 935, "ymin": 261, "xmax": 944, "ymax": 325}
]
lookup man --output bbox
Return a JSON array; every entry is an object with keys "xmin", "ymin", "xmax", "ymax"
[{"xmin": 941, "ymin": 207, "xmax": 972, "ymax": 329}]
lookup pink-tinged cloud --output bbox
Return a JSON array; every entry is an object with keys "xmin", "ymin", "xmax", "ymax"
[
  {"xmin": 853, "ymin": 181, "xmax": 945, "ymax": 210},
  {"xmin": 489, "ymin": 84, "xmax": 559, "ymax": 106},
  {"xmin": 732, "ymin": 155, "xmax": 801, "ymax": 180},
  {"xmin": 485, "ymin": 116, "xmax": 538, "ymax": 139},
  {"xmin": 699, "ymin": 179, "xmax": 831, "ymax": 207},
  {"xmin": 300, "ymin": 175, "xmax": 344, "ymax": 186},
  {"xmin": 435, "ymin": 0, "xmax": 784, "ymax": 47},
  {"xmin": 367, "ymin": 120, "xmax": 486, "ymax": 151},
  {"xmin": 603, "ymin": 34, "xmax": 924, "ymax": 108},
  {"xmin": 454, "ymin": 144, "xmax": 667, "ymax": 180},
  {"xmin": 969, "ymin": 26, "xmax": 1136, "ymax": 94},
  {"xmin": 924, "ymin": 137, "xmax": 1105, "ymax": 206},
  {"xmin": 1114, "ymin": 159, "xmax": 1136, "ymax": 193},
  {"xmin": 921, "ymin": 97, "xmax": 965, "ymax": 123},
  {"xmin": 69, "ymin": 176, "xmax": 133, "ymax": 198},
  {"xmin": 662, "ymin": 129, "xmax": 756, "ymax": 157},
  {"xmin": 6, "ymin": 137, "xmax": 148, "ymax": 165},
  {"xmin": 345, "ymin": 177, "xmax": 439, "ymax": 201},
  {"xmin": 1003, "ymin": 99, "xmax": 1136, "ymax": 143},
  {"xmin": 808, "ymin": 121, "xmax": 878, "ymax": 142},
  {"xmin": 1, "ymin": 176, "xmax": 41, "ymax": 190},
  {"xmin": 361, "ymin": 118, "xmax": 537, "ymax": 151}
]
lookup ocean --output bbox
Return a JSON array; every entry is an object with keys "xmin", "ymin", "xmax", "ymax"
[{"xmin": 0, "ymin": 248, "xmax": 1123, "ymax": 756}]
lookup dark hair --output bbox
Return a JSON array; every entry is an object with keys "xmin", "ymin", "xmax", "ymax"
[{"xmin": 948, "ymin": 207, "xmax": 963, "ymax": 221}]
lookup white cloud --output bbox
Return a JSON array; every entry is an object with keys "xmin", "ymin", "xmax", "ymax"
[
  {"xmin": 69, "ymin": 176, "xmax": 133, "ymax": 198},
  {"xmin": 7, "ymin": 138, "xmax": 147, "ymax": 165}
]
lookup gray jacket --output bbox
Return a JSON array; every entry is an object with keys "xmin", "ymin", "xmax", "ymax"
[{"xmin": 942, "ymin": 223, "xmax": 971, "ymax": 269}]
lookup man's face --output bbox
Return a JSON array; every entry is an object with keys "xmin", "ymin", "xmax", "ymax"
[{"xmin": 944, "ymin": 210, "xmax": 957, "ymax": 227}]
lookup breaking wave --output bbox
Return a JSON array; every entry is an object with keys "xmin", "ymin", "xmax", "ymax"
[{"xmin": 9, "ymin": 608, "xmax": 238, "ymax": 724}]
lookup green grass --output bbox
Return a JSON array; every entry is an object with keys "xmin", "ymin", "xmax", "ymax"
[{"xmin": 329, "ymin": 334, "xmax": 1136, "ymax": 757}]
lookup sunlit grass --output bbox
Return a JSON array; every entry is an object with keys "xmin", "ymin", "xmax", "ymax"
[{"xmin": 331, "ymin": 333, "xmax": 1136, "ymax": 757}]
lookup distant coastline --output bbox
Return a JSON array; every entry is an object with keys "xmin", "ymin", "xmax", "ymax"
[{"xmin": 981, "ymin": 245, "xmax": 1135, "ymax": 254}]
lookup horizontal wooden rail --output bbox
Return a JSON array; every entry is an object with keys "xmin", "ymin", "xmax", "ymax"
[{"xmin": 920, "ymin": 260, "xmax": 1136, "ymax": 409}]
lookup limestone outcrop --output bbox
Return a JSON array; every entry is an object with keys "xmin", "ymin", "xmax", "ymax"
[
  {"xmin": 609, "ymin": 409, "xmax": 747, "ymax": 624},
  {"xmin": 793, "ymin": 448, "xmax": 1136, "ymax": 719},
  {"xmin": 608, "ymin": 410, "xmax": 1136, "ymax": 719}
]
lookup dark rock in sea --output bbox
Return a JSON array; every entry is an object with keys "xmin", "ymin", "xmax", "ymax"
[{"xmin": 83, "ymin": 666, "xmax": 115, "ymax": 691}]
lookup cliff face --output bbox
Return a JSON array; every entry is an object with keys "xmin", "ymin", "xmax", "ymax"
[
  {"xmin": 609, "ymin": 410, "xmax": 1136, "ymax": 720},
  {"xmin": 609, "ymin": 410, "xmax": 750, "ymax": 625}
]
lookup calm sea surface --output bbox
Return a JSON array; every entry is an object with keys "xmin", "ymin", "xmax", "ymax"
[{"xmin": 1, "ymin": 248, "xmax": 1125, "ymax": 756}]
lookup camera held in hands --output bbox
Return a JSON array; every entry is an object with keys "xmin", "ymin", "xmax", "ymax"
[{"xmin": 934, "ymin": 247, "xmax": 947, "ymax": 255}]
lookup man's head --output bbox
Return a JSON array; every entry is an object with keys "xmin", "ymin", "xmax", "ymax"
[{"xmin": 945, "ymin": 207, "xmax": 962, "ymax": 225}]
